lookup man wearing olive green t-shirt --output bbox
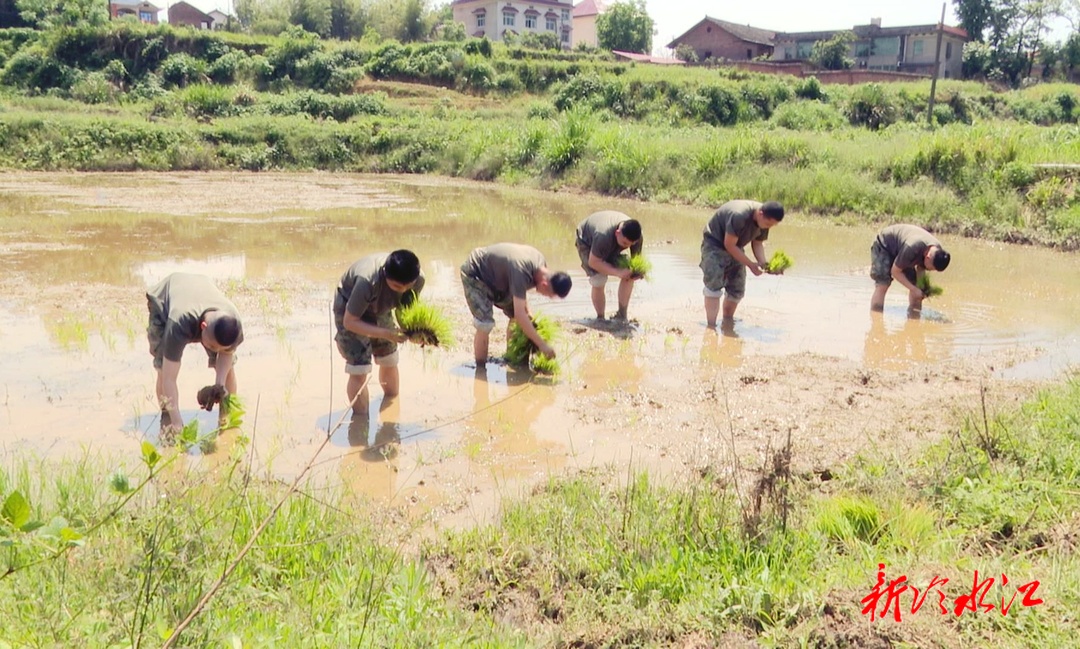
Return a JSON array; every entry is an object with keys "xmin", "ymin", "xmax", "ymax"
[
  {"xmin": 575, "ymin": 211, "xmax": 643, "ymax": 320},
  {"xmin": 146, "ymin": 273, "xmax": 243, "ymax": 433}
]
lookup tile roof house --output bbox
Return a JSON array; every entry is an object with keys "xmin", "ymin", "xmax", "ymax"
[
  {"xmin": 667, "ymin": 16, "xmax": 777, "ymax": 62},
  {"xmin": 110, "ymin": 0, "xmax": 161, "ymax": 24},
  {"xmin": 571, "ymin": 0, "xmax": 607, "ymax": 49},
  {"xmin": 168, "ymin": 1, "xmax": 213, "ymax": 29},
  {"xmin": 452, "ymin": 0, "xmax": 574, "ymax": 47}
]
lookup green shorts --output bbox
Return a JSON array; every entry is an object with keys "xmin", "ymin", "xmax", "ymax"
[
  {"xmin": 870, "ymin": 242, "xmax": 915, "ymax": 286},
  {"xmin": 460, "ymin": 268, "xmax": 514, "ymax": 332},
  {"xmin": 576, "ymin": 241, "xmax": 615, "ymax": 288},
  {"xmin": 146, "ymin": 295, "xmax": 224, "ymax": 370},
  {"xmin": 334, "ymin": 311, "xmax": 398, "ymax": 375},
  {"xmin": 700, "ymin": 240, "xmax": 746, "ymax": 302}
]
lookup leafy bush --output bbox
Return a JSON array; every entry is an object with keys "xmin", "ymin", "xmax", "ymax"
[
  {"xmin": 180, "ymin": 84, "xmax": 235, "ymax": 118},
  {"xmin": 845, "ymin": 83, "xmax": 897, "ymax": 130},
  {"xmin": 1, "ymin": 47, "xmax": 78, "ymax": 90},
  {"xmin": 69, "ymin": 71, "xmax": 116, "ymax": 104},
  {"xmin": 772, "ymin": 101, "xmax": 845, "ymax": 131},
  {"xmin": 208, "ymin": 50, "xmax": 247, "ymax": 84},
  {"xmin": 263, "ymin": 91, "xmax": 386, "ymax": 121},
  {"xmin": 794, "ymin": 76, "xmax": 827, "ymax": 101},
  {"xmin": 543, "ymin": 109, "xmax": 592, "ymax": 173},
  {"xmin": 160, "ymin": 53, "xmax": 206, "ymax": 88}
]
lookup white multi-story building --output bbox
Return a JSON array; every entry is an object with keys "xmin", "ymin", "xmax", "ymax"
[{"xmin": 451, "ymin": 0, "xmax": 574, "ymax": 48}]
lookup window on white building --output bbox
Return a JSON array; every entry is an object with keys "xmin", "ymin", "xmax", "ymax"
[
  {"xmin": 912, "ymin": 39, "xmax": 923, "ymax": 56},
  {"xmin": 562, "ymin": 30, "xmax": 569, "ymax": 43},
  {"xmin": 477, "ymin": 14, "xmax": 485, "ymax": 28},
  {"xmin": 561, "ymin": 9, "xmax": 569, "ymax": 21},
  {"xmin": 546, "ymin": 17, "xmax": 556, "ymax": 31},
  {"xmin": 503, "ymin": 12, "xmax": 515, "ymax": 27},
  {"xmin": 525, "ymin": 15, "xmax": 536, "ymax": 29}
]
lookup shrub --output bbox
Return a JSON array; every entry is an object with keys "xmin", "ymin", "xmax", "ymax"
[
  {"xmin": 794, "ymin": 75, "xmax": 827, "ymax": 101},
  {"xmin": 543, "ymin": 109, "xmax": 592, "ymax": 173},
  {"xmin": 180, "ymin": 84, "xmax": 235, "ymax": 118},
  {"xmin": 160, "ymin": 53, "xmax": 206, "ymax": 88},
  {"xmin": 772, "ymin": 101, "xmax": 845, "ymax": 131},
  {"xmin": 845, "ymin": 83, "xmax": 897, "ymax": 130},
  {"xmin": 263, "ymin": 91, "xmax": 386, "ymax": 121},
  {"xmin": 70, "ymin": 71, "xmax": 116, "ymax": 104},
  {"xmin": 208, "ymin": 50, "xmax": 247, "ymax": 84},
  {"xmin": 1, "ymin": 47, "xmax": 78, "ymax": 90}
]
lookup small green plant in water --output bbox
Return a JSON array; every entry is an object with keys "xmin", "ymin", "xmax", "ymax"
[
  {"xmin": 617, "ymin": 254, "xmax": 653, "ymax": 280},
  {"xmin": 506, "ymin": 315, "xmax": 560, "ymax": 375},
  {"xmin": 765, "ymin": 250, "xmax": 794, "ymax": 273},
  {"xmin": 917, "ymin": 275, "xmax": 944, "ymax": 297},
  {"xmin": 396, "ymin": 298, "xmax": 455, "ymax": 348}
]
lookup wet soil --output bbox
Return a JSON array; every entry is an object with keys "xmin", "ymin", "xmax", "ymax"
[{"xmin": 1, "ymin": 172, "xmax": 1077, "ymax": 532}]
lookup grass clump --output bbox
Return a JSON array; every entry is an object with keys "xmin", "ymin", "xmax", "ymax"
[
  {"xmin": 917, "ymin": 274, "xmax": 944, "ymax": 297},
  {"xmin": 765, "ymin": 249, "xmax": 794, "ymax": 273},
  {"xmin": 505, "ymin": 315, "xmax": 560, "ymax": 375},
  {"xmin": 396, "ymin": 298, "xmax": 454, "ymax": 347},
  {"xmin": 617, "ymin": 253, "xmax": 653, "ymax": 280}
]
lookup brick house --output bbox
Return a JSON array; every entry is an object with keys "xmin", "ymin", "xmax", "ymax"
[
  {"xmin": 110, "ymin": 0, "xmax": 161, "ymax": 23},
  {"xmin": 571, "ymin": 0, "xmax": 607, "ymax": 49},
  {"xmin": 168, "ymin": 1, "xmax": 213, "ymax": 29},
  {"xmin": 667, "ymin": 16, "xmax": 776, "ymax": 62},
  {"xmin": 451, "ymin": 0, "xmax": 574, "ymax": 47},
  {"xmin": 772, "ymin": 18, "xmax": 969, "ymax": 79}
]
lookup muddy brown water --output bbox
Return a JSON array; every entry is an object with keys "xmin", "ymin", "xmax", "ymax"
[{"xmin": 2, "ymin": 173, "xmax": 1079, "ymax": 525}]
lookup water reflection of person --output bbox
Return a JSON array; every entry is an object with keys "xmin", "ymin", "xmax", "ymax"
[
  {"xmin": 863, "ymin": 312, "xmax": 930, "ymax": 369},
  {"xmin": 699, "ymin": 327, "xmax": 744, "ymax": 369},
  {"xmin": 468, "ymin": 366, "xmax": 554, "ymax": 469},
  {"xmin": 338, "ymin": 398, "xmax": 401, "ymax": 503}
]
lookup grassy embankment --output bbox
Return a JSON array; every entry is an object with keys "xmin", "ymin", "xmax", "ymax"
[
  {"xmin": 0, "ymin": 25, "xmax": 1079, "ymax": 248},
  {"xmin": 3, "ymin": 377, "xmax": 1079, "ymax": 647}
]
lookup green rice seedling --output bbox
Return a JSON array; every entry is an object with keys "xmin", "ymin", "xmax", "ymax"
[
  {"xmin": 396, "ymin": 299, "xmax": 455, "ymax": 348},
  {"xmin": 617, "ymin": 254, "xmax": 653, "ymax": 280},
  {"xmin": 765, "ymin": 250, "xmax": 794, "ymax": 273},
  {"xmin": 506, "ymin": 315, "xmax": 560, "ymax": 375},
  {"xmin": 917, "ymin": 275, "xmax": 944, "ymax": 297},
  {"xmin": 530, "ymin": 353, "xmax": 560, "ymax": 376}
]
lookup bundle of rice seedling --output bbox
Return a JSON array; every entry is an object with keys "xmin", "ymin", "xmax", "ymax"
[
  {"xmin": 617, "ymin": 253, "xmax": 653, "ymax": 280},
  {"xmin": 764, "ymin": 250, "xmax": 794, "ymax": 273},
  {"xmin": 395, "ymin": 299, "xmax": 455, "ymax": 347},
  {"xmin": 916, "ymin": 275, "xmax": 944, "ymax": 297},
  {"xmin": 530, "ymin": 354, "xmax": 561, "ymax": 376},
  {"xmin": 505, "ymin": 315, "xmax": 561, "ymax": 374}
]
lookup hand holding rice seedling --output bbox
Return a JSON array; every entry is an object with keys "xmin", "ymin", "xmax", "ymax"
[
  {"xmin": 916, "ymin": 275, "xmax": 944, "ymax": 297},
  {"xmin": 395, "ymin": 299, "xmax": 455, "ymax": 348},
  {"xmin": 506, "ymin": 314, "xmax": 561, "ymax": 375},
  {"xmin": 764, "ymin": 250, "xmax": 793, "ymax": 274},
  {"xmin": 616, "ymin": 254, "xmax": 652, "ymax": 280}
]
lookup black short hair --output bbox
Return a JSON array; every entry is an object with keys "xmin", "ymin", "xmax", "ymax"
[
  {"xmin": 550, "ymin": 271, "xmax": 572, "ymax": 298},
  {"xmin": 932, "ymin": 249, "xmax": 951, "ymax": 272},
  {"xmin": 212, "ymin": 315, "xmax": 242, "ymax": 348},
  {"xmin": 761, "ymin": 201, "xmax": 785, "ymax": 221},
  {"xmin": 619, "ymin": 219, "xmax": 642, "ymax": 243},
  {"xmin": 385, "ymin": 249, "xmax": 421, "ymax": 284}
]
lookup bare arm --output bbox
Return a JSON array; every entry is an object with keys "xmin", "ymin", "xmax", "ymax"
[
  {"xmin": 751, "ymin": 240, "xmax": 768, "ymax": 267},
  {"xmin": 588, "ymin": 252, "xmax": 632, "ymax": 280},
  {"xmin": 513, "ymin": 296, "xmax": 555, "ymax": 359},
  {"xmin": 344, "ymin": 311, "xmax": 406, "ymax": 343},
  {"xmin": 891, "ymin": 264, "xmax": 922, "ymax": 295},
  {"xmin": 213, "ymin": 352, "xmax": 235, "ymax": 393},
  {"xmin": 725, "ymin": 233, "xmax": 762, "ymax": 276}
]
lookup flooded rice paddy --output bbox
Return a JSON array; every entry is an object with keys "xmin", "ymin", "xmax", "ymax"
[{"xmin": 2, "ymin": 173, "xmax": 1079, "ymax": 525}]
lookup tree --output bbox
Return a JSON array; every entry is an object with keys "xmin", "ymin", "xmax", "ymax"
[
  {"xmin": 810, "ymin": 31, "xmax": 855, "ymax": 70},
  {"xmin": 953, "ymin": 0, "xmax": 1068, "ymax": 83},
  {"xmin": 400, "ymin": 0, "xmax": 425, "ymax": 41},
  {"xmin": 16, "ymin": 0, "xmax": 107, "ymax": 29},
  {"xmin": 596, "ymin": 0, "xmax": 654, "ymax": 54},
  {"xmin": 291, "ymin": 0, "xmax": 331, "ymax": 36},
  {"xmin": 674, "ymin": 43, "xmax": 698, "ymax": 63}
]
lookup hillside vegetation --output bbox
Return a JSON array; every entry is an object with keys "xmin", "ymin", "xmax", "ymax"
[{"xmin": 1, "ymin": 24, "xmax": 1078, "ymax": 247}]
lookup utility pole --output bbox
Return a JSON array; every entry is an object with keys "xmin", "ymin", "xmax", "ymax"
[{"xmin": 927, "ymin": 2, "xmax": 946, "ymax": 126}]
